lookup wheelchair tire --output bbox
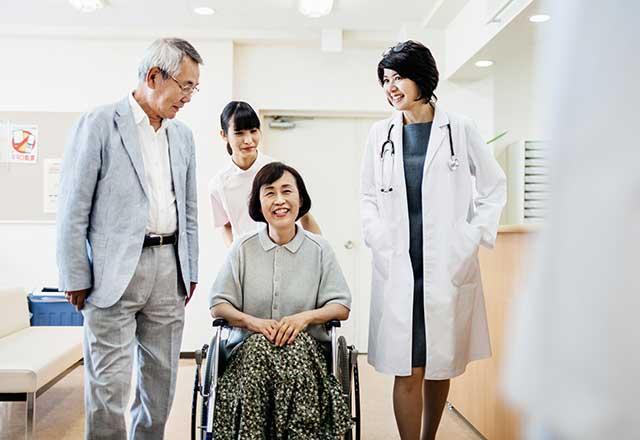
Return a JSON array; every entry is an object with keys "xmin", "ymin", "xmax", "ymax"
[
  {"xmin": 191, "ymin": 344, "xmax": 208, "ymax": 440},
  {"xmin": 337, "ymin": 336, "xmax": 353, "ymax": 440},
  {"xmin": 352, "ymin": 348, "xmax": 361, "ymax": 440},
  {"xmin": 191, "ymin": 363, "xmax": 199, "ymax": 440},
  {"xmin": 337, "ymin": 336, "xmax": 351, "ymax": 397},
  {"xmin": 199, "ymin": 335, "xmax": 219, "ymax": 439}
]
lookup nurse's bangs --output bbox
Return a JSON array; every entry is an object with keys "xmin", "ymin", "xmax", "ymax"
[{"xmin": 221, "ymin": 101, "xmax": 261, "ymax": 133}]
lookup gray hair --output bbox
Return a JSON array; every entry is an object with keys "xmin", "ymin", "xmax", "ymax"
[{"xmin": 137, "ymin": 38, "xmax": 203, "ymax": 82}]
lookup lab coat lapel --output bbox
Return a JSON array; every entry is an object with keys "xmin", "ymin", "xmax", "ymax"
[
  {"xmin": 390, "ymin": 111, "xmax": 411, "ymax": 243},
  {"xmin": 423, "ymin": 104, "xmax": 450, "ymax": 175},
  {"xmin": 115, "ymin": 98, "xmax": 149, "ymax": 200},
  {"xmin": 390, "ymin": 111, "xmax": 405, "ymax": 193}
]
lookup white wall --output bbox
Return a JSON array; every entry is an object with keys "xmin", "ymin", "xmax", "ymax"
[
  {"xmin": 493, "ymin": 44, "xmax": 538, "ymax": 142},
  {"xmin": 440, "ymin": 77, "xmax": 495, "ymax": 139},
  {"xmin": 233, "ymin": 44, "xmax": 389, "ymax": 113}
]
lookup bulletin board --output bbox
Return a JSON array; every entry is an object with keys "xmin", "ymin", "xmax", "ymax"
[{"xmin": 0, "ymin": 112, "xmax": 81, "ymax": 222}]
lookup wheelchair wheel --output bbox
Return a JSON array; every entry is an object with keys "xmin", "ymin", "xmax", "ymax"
[
  {"xmin": 337, "ymin": 336, "xmax": 354, "ymax": 440},
  {"xmin": 351, "ymin": 346, "xmax": 361, "ymax": 440},
  {"xmin": 191, "ymin": 345, "xmax": 208, "ymax": 440},
  {"xmin": 191, "ymin": 328, "xmax": 223, "ymax": 440},
  {"xmin": 337, "ymin": 337, "xmax": 351, "ymax": 397},
  {"xmin": 199, "ymin": 336, "xmax": 218, "ymax": 439}
]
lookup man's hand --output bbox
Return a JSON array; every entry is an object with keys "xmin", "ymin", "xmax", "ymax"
[
  {"xmin": 274, "ymin": 311, "xmax": 313, "ymax": 347},
  {"xmin": 246, "ymin": 316, "xmax": 279, "ymax": 343},
  {"xmin": 65, "ymin": 289, "xmax": 89, "ymax": 311},
  {"xmin": 185, "ymin": 282, "xmax": 197, "ymax": 305}
]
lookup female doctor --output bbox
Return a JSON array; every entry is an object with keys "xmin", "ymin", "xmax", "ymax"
[{"xmin": 360, "ymin": 40, "xmax": 506, "ymax": 440}]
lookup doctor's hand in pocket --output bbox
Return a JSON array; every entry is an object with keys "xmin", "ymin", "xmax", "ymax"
[{"xmin": 449, "ymin": 221, "xmax": 482, "ymax": 286}]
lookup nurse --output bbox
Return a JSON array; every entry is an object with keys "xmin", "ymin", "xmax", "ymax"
[
  {"xmin": 208, "ymin": 101, "xmax": 321, "ymax": 245},
  {"xmin": 360, "ymin": 41, "xmax": 506, "ymax": 440}
]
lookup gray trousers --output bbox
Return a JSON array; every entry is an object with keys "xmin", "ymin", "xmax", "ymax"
[{"xmin": 82, "ymin": 244, "xmax": 186, "ymax": 440}]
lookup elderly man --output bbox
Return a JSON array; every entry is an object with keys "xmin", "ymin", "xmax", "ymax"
[{"xmin": 56, "ymin": 38, "xmax": 201, "ymax": 439}]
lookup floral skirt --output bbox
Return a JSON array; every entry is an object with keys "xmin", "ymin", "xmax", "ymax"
[{"xmin": 212, "ymin": 331, "xmax": 353, "ymax": 439}]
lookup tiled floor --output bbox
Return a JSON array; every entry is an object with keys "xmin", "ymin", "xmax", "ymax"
[{"xmin": 0, "ymin": 357, "xmax": 483, "ymax": 439}]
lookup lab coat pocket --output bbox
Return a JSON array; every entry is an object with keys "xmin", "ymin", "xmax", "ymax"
[
  {"xmin": 366, "ymin": 219, "xmax": 392, "ymax": 253},
  {"xmin": 449, "ymin": 220, "xmax": 481, "ymax": 287}
]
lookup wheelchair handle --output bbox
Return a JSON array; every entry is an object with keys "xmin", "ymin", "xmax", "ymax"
[
  {"xmin": 212, "ymin": 318, "xmax": 229, "ymax": 327},
  {"xmin": 324, "ymin": 320, "xmax": 341, "ymax": 331}
]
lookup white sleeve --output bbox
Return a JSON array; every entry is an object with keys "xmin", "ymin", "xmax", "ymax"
[
  {"xmin": 208, "ymin": 178, "xmax": 230, "ymax": 228},
  {"xmin": 465, "ymin": 118, "xmax": 507, "ymax": 248},
  {"xmin": 359, "ymin": 123, "xmax": 389, "ymax": 251}
]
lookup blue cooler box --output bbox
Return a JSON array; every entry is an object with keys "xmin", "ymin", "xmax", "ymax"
[{"xmin": 28, "ymin": 292, "xmax": 84, "ymax": 326}]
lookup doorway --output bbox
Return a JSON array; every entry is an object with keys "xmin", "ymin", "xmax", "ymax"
[{"xmin": 261, "ymin": 112, "xmax": 384, "ymax": 351}]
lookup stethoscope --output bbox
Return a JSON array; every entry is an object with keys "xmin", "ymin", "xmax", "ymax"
[{"xmin": 379, "ymin": 122, "xmax": 459, "ymax": 193}]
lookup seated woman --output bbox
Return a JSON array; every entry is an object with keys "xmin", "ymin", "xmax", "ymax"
[{"xmin": 209, "ymin": 161, "xmax": 353, "ymax": 439}]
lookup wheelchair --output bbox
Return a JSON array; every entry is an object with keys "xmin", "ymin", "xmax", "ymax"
[{"xmin": 191, "ymin": 318, "xmax": 361, "ymax": 440}]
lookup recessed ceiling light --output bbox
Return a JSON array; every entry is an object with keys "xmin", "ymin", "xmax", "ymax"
[
  {"xmin": 69, "ymin": 0, "xmax": 107, "ymax": 13},
  {"xmin": 298, "ymin": 0, "xmax": 334, "ymax": 18},
  {"xmin": 529, "ymin": 14, "xmax": 550, "ymax": 23},
  {"xmin": 475, "ymin": 60, "xmax": 494, "ymax": 68},
  {"xmin": 194, "ymin": 6, "xmax": 215, "ymax": 15}
]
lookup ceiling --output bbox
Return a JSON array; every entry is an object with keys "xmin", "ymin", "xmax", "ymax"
[
  {"xmin": 0, "ymin": 0, "xmax": 440, "ymax": 42},
  {"xmin": 449, "ymin": 0, "xmax": 549, "ymax": 80}
]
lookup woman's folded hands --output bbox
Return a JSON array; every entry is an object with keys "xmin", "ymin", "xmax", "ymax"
[
  {"xmin": 273, "ymin": 311, "xmax": 314, "ymax": 346},
  {"xmin": 245, "ymin": 316, "xmax": 280, "ymax": 342},
  {"xmin": 245, "ymin": 312, "xmax": 314, "ymax": 347}
]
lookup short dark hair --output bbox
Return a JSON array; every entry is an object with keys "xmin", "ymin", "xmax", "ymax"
[
  {"xmin": 248, "ymin": 162, "xmax": 311, "ymax": 223},
  {"xmin": 377, "ymin": 40, "xmax": 439, "ymax": 105},
  {"xmin": 220, "ymin": 101, "xmax": 261, "ymax": 155}
]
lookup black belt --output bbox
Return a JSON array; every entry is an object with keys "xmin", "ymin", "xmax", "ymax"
[{"xmin": 143, "ymin": 232, "xmax": 177, "ymax": 248}]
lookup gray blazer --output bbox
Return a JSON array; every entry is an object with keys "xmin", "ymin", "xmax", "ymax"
[{"xmin": 56, "ymin": 96, "xmax": 199, "ymax": 308}]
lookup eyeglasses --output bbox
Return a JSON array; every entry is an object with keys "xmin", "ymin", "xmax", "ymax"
[{"xmin": 167, "ymin": 73, "xmax": 200, "ymax": 96}]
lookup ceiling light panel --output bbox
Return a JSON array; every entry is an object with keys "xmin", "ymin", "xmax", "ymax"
[{"xmin": 299, "ymin": 0, "xmax": 334, "ymax": 18}]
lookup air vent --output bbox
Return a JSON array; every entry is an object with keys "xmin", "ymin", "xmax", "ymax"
[
  {"xmin": 523, "ymin": 141, "xmax": 549, "ymax": 223},
  {"xmin": 505, "ymin": 140, "xmax": 550, "ymax": 224}
]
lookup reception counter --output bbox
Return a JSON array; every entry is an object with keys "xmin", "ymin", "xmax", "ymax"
[{"xmin": 447, "ymin": 224, "xmax": 541, "ymax": 439}]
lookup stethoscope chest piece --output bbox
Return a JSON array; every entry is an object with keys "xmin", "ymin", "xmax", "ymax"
[{"xmin": 448, "ymin": 155, "xmax": 460, "ymax": 171}]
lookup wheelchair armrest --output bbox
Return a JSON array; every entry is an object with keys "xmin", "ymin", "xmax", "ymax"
[
  {"xmin": 212, "ymin": 318, "xmax": 229, "ymax": 328},
  {"xmin": 324, "ymin": 320, "xmax": 341, "ymax": 331}
]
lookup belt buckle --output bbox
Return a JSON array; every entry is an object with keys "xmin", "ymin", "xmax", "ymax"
[{"xmin": 147, "ymin": 233, "xmax": 162, "ymax": 247}]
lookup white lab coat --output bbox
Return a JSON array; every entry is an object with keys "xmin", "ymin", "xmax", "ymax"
[{"xmin": 360, "ymin": 104, "xmax": 506, "ymax": 379}]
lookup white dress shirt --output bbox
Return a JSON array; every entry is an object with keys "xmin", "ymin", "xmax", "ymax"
[{"xmin": 128, "ymin": 93, "xmax": 177, "ymax": 234}]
